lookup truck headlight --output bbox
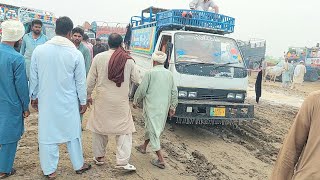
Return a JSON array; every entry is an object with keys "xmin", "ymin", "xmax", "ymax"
[
  {"xmin": 235, "ymin": 94, "xmax": 244, "ymax": 99},
  {"xmin": 188, "ymin": 92, "xmax": 197, "ymax": 98},
  {"xmin": 227, "ymin": 93, "xmax": 235, "ymax": 99},
  {"xmin": 179, "ymin": 91, "xmax": 188, "ymax": 97}
]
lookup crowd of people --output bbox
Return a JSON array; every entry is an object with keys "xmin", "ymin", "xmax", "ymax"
[
  {"xmin": 281, "ymin": 59, "xmax": 307, "ymax": 89},
  {"xmin": 0, "ymin": 16, "xmax": 178, "ymax": 179}
]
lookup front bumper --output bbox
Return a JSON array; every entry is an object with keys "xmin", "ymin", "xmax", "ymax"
[{"xmin": 173, "ymin": 99, "xmax": 254, "ymax": 125}]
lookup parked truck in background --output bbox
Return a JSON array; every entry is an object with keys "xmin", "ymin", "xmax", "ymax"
[
  {"xmin": 286, "ymin": 46, "xmax": 320, "ymax": 82},
  {"xmin": 127, "ymin": 7, "xmax": 254, "ymax": 125},
  {"xmin": 237, "ymin": 39, "xmax": 266, "ymax": 70},
  {"xmin": 0, "ymin": 3, "xmax": 56, "ymax": 40}
]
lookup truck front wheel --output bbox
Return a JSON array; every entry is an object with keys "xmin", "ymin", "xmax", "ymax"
[{"xmin": 309, "ymin": 70, "xmax": 319, "ymax": 82}]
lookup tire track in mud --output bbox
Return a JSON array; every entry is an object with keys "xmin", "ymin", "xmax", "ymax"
[
  {"xmin": 131, "ymin": 97, "xmax": 299, "ymax": 179},
  {"xmin": 200, "ymin": 100, "xmax": 298, "ymax": 165},
  {"xmin": 134, "ymin": 114, "xmax": 230, "ymax": 180},
  {"xmin": 162, "ymin": 140, "xmax": 230, "ymax": 180}
]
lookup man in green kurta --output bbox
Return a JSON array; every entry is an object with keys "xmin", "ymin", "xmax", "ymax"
[
  {"xmin": 72, "ymin": 27, "xmax": 91, "ymax": 76},
  {"xmin": 133, "ymin": 51, "xmax": 178, "ymax": 169}
]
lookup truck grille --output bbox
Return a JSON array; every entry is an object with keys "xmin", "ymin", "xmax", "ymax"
[{"xmin": 198, "ymin": 94, "xmax": 226, "ymax": 100}]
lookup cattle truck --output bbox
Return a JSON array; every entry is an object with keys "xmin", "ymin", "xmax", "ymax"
[{"xmin": 127, "ymin": 7, "xmax": 254, "ymax": 125}]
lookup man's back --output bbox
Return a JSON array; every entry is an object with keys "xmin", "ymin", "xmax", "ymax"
[
  {"xmin": 0, "ymin": 43, "xmax": 29, "ymax": 144},
  {"xmin": 0, "ymin": 43, "xmax": 25, "ymax": 94},
  {"xmin": 88, "ymin": 50, "xmax": 136, "ymax": 99},
  {"xmin": 30, "ymin": 39, "xmax": 87, "ymax": 144},
  {"xmin": 271, "ymin": 91, "xmax": 320, "ymax": 179},
  {"xmin": 93, "ymin": 44, "xmax": 107, "ymax": 57},
  {"xmin": 143, "ymin": 66, "xmax": 175, "ymax": 112},
  {"xmin": 86, "ymin": 49, "xmax": 138, "ymax": 135},
  {"xmin": 32, "ymin": 43, "xmax": 84, "ymax": 102},
  {"xmin": 294, "ymin": 64, "xmax": 305, "ymax": 76}
]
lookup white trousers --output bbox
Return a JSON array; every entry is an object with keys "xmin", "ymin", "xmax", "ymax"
[
  {"xmin": 92, "ymin": 132, "xmax": 132, "ymax": 165},
  {"xmin": 39, "ymin": 138, "xmax": 84, "ymax": 175}
]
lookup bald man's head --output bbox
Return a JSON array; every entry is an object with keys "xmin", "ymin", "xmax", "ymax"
[{"xmin": 108, "ymin": 33, "xmax": 123, "ymax": 49}]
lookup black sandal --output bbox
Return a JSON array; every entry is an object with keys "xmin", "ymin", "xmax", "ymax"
[
  {"xmin": 45, "ymin": 172, "xmax": 57, "ymax": 180},
  {"xmin": 75, "ymin": 163, "xmax": 92, "ymax": 174},
  {"xmin": 0, "ymin": 168, "xmax": 16, "ymax": 179},
  {"xmin": 151, "ymin": 159, "xmax": 165, "ymax": 169}
]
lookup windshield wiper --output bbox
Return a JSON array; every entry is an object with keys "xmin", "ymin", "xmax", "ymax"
[
  {"xmin": 212, "ymin": 62, "xmax": 243, "ymax": 69},
  {"xmin": 176, "ymin": 61, "xmax": 243, "ymax": 69},
  {"xmin": 176, "ymin": 61, "xmax": 216, "ymax": 66}
]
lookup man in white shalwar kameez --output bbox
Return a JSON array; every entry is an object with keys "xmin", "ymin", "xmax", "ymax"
[
  {"xmin": 86, "ymin": 33, "xmax": 139, "ymax": 171},
  {"xmin": 133, "ymin": 51, "xmax": 178, "ymax": 169},
  {"xmin": 291, "ymin": 61, "xmax": 307, "ymax": 90},
  {"xmin": 29, "ymin": 17, "xmax": 91, "ymax": 179}
]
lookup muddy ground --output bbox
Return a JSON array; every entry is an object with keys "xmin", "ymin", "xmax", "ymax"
[{"xmin": 7, "ymin": 74, "xmax": 318, "ymax": 180}]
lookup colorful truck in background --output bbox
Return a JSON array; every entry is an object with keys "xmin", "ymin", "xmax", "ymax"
[
  {"xmin": 286, "ymin": 46, "xmax": 320, "ymax": 81},
  {"xmin": 0, "ymin": 3, "xmax": 57, "ymax": 40},
  {"xmin": 90, "ymin": 21, "xmax": 127, "ymax": 43}
]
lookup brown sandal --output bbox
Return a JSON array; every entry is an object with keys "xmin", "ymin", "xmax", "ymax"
[
  {"xmin": 75, "ymin": 163, "xmax": 92, "ymax": 174},
  {"xmin": 135, "ymin": 145, "xmax": 146, "ymax": 154}
]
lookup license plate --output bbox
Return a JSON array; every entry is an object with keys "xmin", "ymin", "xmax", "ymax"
[{"xmin": 210, "ymin": 107, "xmax": 226, "ymax": 117}]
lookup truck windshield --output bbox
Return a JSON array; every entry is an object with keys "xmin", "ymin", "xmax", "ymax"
[
  {"xmin": 174, "ymin": 33, "xmax": 243, "ymax": 66},
  {"xmin": 307, "ymin": 49, "xmax": 320, "ymax": 58}
]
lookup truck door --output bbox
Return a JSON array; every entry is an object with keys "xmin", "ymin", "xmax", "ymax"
[{"xmin": 158, "ymin": 35, "xmax": 172, "ymax": 69}]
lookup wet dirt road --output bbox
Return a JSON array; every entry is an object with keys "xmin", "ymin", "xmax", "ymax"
[{"xmin": 8, "ymin": 78, "xmax": 311, "ymax": 180}]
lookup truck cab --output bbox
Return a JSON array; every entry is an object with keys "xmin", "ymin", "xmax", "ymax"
[
  {"xmin": 18, "ymin": 7, "xmax": 56, "ymax": 39},
  {"xmin": 128, "ymin": 7, "xmax": 254, "ymax": 124}
]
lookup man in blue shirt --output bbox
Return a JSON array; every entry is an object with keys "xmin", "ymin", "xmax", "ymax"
[
  {"xmin": 0, "ymin": 20, "xmax": 30, "ymax": 179},
  {"xmin": 20, "ymin": 19, "xmax": 48, "ymax": 79}
]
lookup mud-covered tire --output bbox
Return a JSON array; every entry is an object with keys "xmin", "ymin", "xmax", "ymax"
[{"xmin": 309, "ymin": 70, "xmax": 319, "ymax": 82}]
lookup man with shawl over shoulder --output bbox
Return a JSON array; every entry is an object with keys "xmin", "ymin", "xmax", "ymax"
[{"xmin": 86, "ymin": 33, "xmax": 139, "ymax": 171}]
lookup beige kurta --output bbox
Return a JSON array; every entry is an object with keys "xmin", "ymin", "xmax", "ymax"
[
  {"xmin": 271, "ymin": 91, "xmax": 320, "ymax": 180},
  {"xmin": 293, "ymin": 64, "xmax": 307, "ymax": 84},
  {"xmin": 86, "ymin": 50, "xmax": 139, "ymax": 135}
]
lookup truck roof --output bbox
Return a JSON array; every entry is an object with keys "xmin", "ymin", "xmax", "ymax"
[
  {"xmin": 18, "ymin": 7, "xmax": 56, "ymax": 25},
  {"xmin": 131, "ymin": 7, "xmax": 235, "ymax": 35},
  {"xmin": 160, "ymin": 30, "xmax": 230, "ymax": 37},
  {"xmin": 141, "ymin": 6, "xmax": 168, "ymax": 14}
]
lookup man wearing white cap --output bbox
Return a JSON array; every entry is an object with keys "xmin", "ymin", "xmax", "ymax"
[
  {"xmin": 133, "ymin": 51, "xmax": 178, "ymax": 169},
  {"xmin": 291, "ymin": 61, "xmax": 307, "ymax": 90},
  {"xmin": 0, "ymin": 20, "xmax": 30, "ymax": 179}
]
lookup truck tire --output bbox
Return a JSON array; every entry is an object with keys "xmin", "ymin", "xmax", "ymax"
[{"xmin": 309, "ymin": 70, "xmax": 319, "ymax": 82}]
